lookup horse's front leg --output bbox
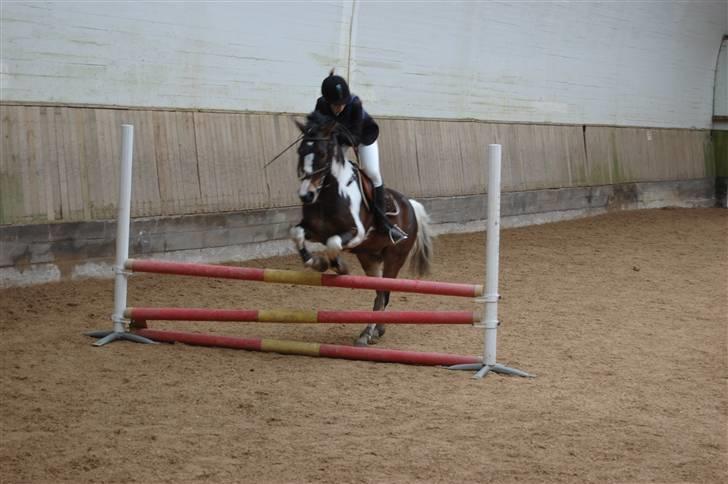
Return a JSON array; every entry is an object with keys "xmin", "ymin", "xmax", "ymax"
[
  {"xmin": 290, "ymin": 224, "xmax": 329, "ymax": 272},
  {"xmin": 324, "ymin": 230, "xmax": 356, "ymax": 275}
]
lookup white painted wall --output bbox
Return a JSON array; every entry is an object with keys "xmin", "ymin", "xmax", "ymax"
[
  {"xmin": 0, "ymin": 1, "xmax": 351, "ymax": 112},
  {"xmin": 1, "ymin": 1, "xmax": 726, "ymax": 128},
  {"xmin": 714, "ymin": 38, "xmax": 728, "ymax": 116}
]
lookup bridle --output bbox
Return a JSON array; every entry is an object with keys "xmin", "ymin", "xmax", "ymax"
[{"xmin": 297, "ymin": 132, "xmax": 344, "ymax": 182}]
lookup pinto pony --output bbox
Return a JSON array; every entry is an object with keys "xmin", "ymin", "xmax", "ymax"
[{"xmin": 289, "ymin": 112, "xmax": 434, "ymax": 346}]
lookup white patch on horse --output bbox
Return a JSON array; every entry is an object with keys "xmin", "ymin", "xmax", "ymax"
[
  {"xmin": 298, "ymin": 178, "xmax": 312, "ymax": 198},
  {"xmin": 303, "ymin": 153, "xmax": 314, "ymax": 174},
  {"xmin": 325, "ymin": 235, "xmax": 343, "ymax": 258},
  {"xmin": 290, "ymin": 225, "xmax": 313, "ymax": 266},
  {"xmin": 331, "ymin": 157, "xmax": 366, "ymax": 248},
  {"xmin": 290, "ymin": 225, "xmax": 305, "ymax": 246}
]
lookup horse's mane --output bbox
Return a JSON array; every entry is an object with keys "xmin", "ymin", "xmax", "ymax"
[{"xmin": 304, "ymin": 111, "xmax": 336, "ymax": 135}]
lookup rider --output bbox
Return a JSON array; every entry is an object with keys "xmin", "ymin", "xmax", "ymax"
[{"xmin": 314, "ymin": 69, "xmax": 408, "ymax": 244}]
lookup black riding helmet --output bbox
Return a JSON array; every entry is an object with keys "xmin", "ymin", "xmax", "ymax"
[{"xmin": 321, "ymin": 69, "xmax": 351, "ymax": 105}]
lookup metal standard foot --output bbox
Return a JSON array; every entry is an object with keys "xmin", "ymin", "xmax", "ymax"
[
  {"xmin": 448, "ymin": 362, "xmax": 534, "ymax": 379},
  {"xmin": 85, "ymin": 330, "xmax": 158, "ymax": 346}
]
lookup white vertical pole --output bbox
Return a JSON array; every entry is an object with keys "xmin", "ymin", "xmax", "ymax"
[
  {"xmin": 483, "ymin": 144, "xmax": 502, "ymax": 367},
  {"xmin": 88, "ymin": 124, "xmax": 154, "ymax": 345},
  {"xmin": 452, "ymin": 143, "xmax": 529, "ymax": 377},
  {"xmin": 111, "ymin": 124, "xmax": 134, "ymax": 333}
]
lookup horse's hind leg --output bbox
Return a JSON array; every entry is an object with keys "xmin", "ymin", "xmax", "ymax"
[
  {"xmin": 373, "ymin": 291, "xmax": 389, "ymax": 339},
  {"xmin": 356, "ymin": 246, "xmax": 411, "ymax": 345},
  {"xmin": 355, "ymin": 292, "xmax": 388, "ymax": 346},
  {"xmin": 354, "ymin": 253, "xmax": 388, "ymax": 346}
]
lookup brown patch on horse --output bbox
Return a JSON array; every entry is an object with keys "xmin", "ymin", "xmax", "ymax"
[{"xmin": 355, "ymin": 165, "xmax": 398, "ymax": 214}]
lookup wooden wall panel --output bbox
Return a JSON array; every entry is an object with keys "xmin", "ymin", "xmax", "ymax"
[
  {"xmin": 92, "ymin": 109, "xmax": 121, "ymax": 220},
  {"xmin": 585, "ymin": 127, "xmax": 710, "ymax": 185},
  {"xmin": 151, "ymin": 111, "xmax": 200, "ymax": 215},
  {"xmin": 410, "ymin": 120, "xmax": 463, "ymax": 198},
  {"xmin": 121, "ymin": 110, "xmax": 163, "ymax": 217},
  {"xmin": 256, "ymin": 113, "xmax": 300, "ymax": 209},
  {"xmin": 56, "ymin": 108, "xmax": 88, "ymax": 221},
  {"xmin": 492, "ymin": 123, "xmax": 527, "ymax": 191},
  {"xmin": 1, "ymin": 106, "xmax": 24, "ymax": 223},
  {"xmin": 37, "ymin": 107, "xmax": 62, "ymax": 221},
  {"xmin": 0, "ymin": 104, "xmax": 713, "ymax": 226},
  {"xmin": 194, "ymin": 112, "xmax": 233, "ymax": 212},
  {"xmin": 582, "ymin": 127, "xmax": 616, "ymax": 185},
  {"xmin": 454, "ymin": 121, "xmax": 495, "ymax": 194},
  {"xmin": 377, "ymin": 119, "xmax": 424, "ymax": 197},
  {"xmin": 192, "ymin": 112, "xmax": 298, "ymax": 213}
]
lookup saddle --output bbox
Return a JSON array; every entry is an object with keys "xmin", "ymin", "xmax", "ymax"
[{"xmin": 350, "ymin": 161, "xmax": 399, "ymax": 215}]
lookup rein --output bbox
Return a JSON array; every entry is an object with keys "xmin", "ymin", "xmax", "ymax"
[{"xmin": 264, "ymin": 134, "xmax": 304, "ymax": 168}]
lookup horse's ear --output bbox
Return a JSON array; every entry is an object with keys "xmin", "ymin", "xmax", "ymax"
[{"xmin": 294, "ymin": 120, "xmax": 306, "ymax": 133}]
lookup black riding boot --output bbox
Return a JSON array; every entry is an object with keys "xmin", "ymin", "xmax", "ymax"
[{"xmin": 374, "ymin": 185, "xmax": 408, "ymax": 244}]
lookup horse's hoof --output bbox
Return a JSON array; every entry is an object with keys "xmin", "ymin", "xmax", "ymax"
[
  {"xmin": 354, "ymin": 336, "xmax": 369, "ymax": 347},
  {"xmin": 333, "ymin": 260, "xmax": 349, "ymax": 275},
  {"xmin": 311, "ymin": 257, "xmax": 329, "ymax": 272}
]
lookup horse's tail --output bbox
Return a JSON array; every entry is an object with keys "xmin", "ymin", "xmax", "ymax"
[{"xmin": 408, "ymin": 199, "xmax": 433, "ymax": 277}]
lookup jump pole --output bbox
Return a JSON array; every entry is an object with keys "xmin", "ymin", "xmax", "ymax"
[
  {"xmin": 124, "ymin": 259, "xmax": 484, "ymax": 298},
  {"xmin": 133, "ymin": 328, "xmax": 483, "ymax": 367},
  {"xmin": 449, "ymin": 144, "xmax": 531, "ymax": 378},
  {"xmin": 125, "ymin": 308, "xmax": 479, "ymax": 325},
  {"xmin": 86, "ymin": 124, "xmax": 156, "ymax": 346}
]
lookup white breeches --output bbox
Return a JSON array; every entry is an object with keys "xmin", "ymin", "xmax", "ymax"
[{"xmin": 358, "ymin": 141, "xmax": 382, "ymax": 188}]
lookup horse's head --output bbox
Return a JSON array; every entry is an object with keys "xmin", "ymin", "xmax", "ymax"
[{"xmin": 295, "ymin": 112, "xmax": 340, "ymax": 204}]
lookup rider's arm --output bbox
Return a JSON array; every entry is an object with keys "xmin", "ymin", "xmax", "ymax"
[
  {"xmin": 346, "ymin": 98, "xmax": 365, "ymax": 145},
  {"xmin": 314, "ymin": 97, "xmax": 330, "ymax": 115}
]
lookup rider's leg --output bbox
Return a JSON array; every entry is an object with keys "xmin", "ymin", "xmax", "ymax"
[{"xmin": 359, "ymin": 141, "xmax": 407, "ymax": 244}]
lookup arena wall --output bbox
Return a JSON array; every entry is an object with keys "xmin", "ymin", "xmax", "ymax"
[
  {"xmin": 2, "ymin": 2, "xmax": 724, "ymax": 126},
  {"xmin": 712, "ymin": 37, "xmax": 728, "ymax": 206},
  {"xmin": 1, "ymin": 2, "xmax": 726, "ymax": 286}
]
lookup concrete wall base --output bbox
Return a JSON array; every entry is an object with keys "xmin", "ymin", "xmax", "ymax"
[{"xmin": 0, "ymin": 178, "xmax": 717, "ymax": 288}]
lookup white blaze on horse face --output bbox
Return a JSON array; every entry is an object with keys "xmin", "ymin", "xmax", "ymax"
[
  {"xmin": 298, "ymin": 152, "xmax": 319, "ymax": 200},
  {"xmin": 330, "ymin": 155, "xmax": 367, "ymax": 248},
  {"xmin": 303, "ymin": 152, "xmax": 314, "ymax": 174}
]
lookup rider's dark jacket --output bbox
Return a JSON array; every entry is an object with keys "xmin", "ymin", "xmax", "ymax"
[{"xmin": 314, "ymin": 95, "xmax": 379, "ymax": 147}]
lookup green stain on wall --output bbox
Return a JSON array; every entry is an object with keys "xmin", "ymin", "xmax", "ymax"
[
  {"xmin": 711, "ymin": 130, "xmax": 728, "ymax": 177},
  {"xmin": 588, "ymin": 160, "xmax": 611, "ymax": 186},
  {"xmin": 609, "ymin": 129, "xmax": 632, "ymax": 183},
  {"xmin": 0, "ymin": 172, "xmax": 22, "ymax": 225}
]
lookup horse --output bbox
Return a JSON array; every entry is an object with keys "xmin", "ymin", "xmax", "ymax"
[{"xmin": 288, "ymin": 111, "xmax": 434, "ymax": 346}]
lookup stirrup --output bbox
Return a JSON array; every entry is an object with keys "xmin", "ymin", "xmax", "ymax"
[{"xmin": 388, "ymin": 225, "xmax": 408, "ymax": 245}]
